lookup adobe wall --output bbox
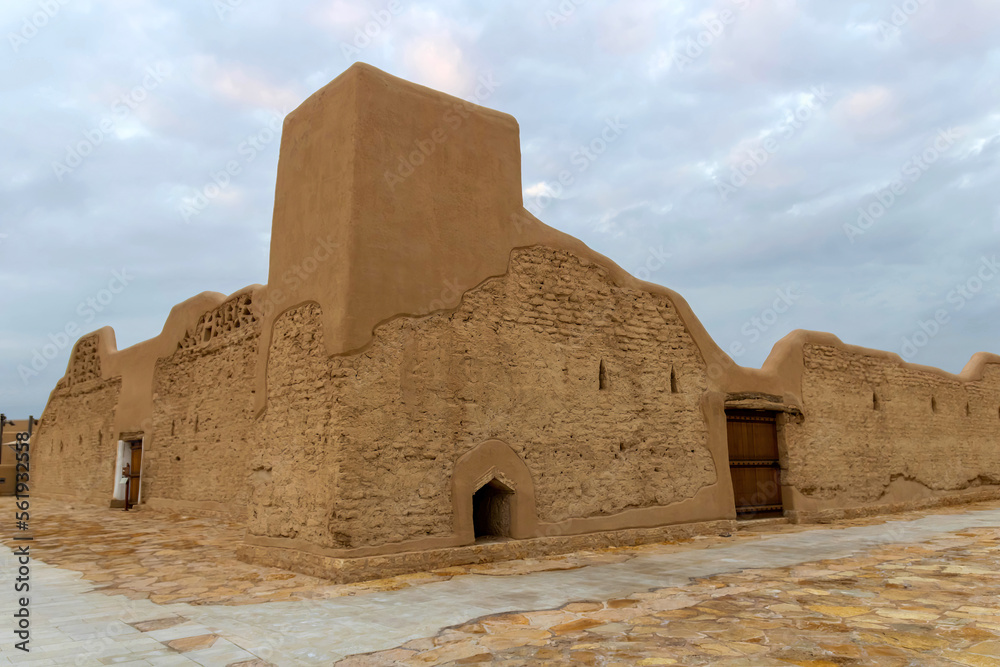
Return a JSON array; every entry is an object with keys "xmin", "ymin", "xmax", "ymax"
[
  {"xmin": 141, "ymin": 293, "xmax": 262, "ymax": 518},
  {"xmin": 245, "ymin": 302, "xmax": 341, "ymax": 544},
  {"xmin": 31, "ymin": 333, "xmax": 122, "ymax": 505},
  {"xmin": 778, "ymin": 341, "xmax": 1000, "ymax": 519},
  {"xmin": 29, "ymin": 288, "xmax": 264, "ymax": 513},
  {"xmin": 244, "ymin": 246, "xmax": 725, "ymax": 557}
]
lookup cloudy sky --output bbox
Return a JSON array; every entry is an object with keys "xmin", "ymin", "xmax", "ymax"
[{"xmin": 3, "ymin": 0, "xmax": 999, "ymax": 417}]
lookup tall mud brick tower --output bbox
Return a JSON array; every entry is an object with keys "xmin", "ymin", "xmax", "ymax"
[{"xmin": 261, "ymin": 63, "xmax": 571, "ymax": 371}]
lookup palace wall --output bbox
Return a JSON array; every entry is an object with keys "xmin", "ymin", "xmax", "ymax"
[
  {"xmin": 780, "ymin": 341, "xmax": 1000, "ymax": 520},
  {"xmin": 31, "ymin": 333, "xmax": 121, "ymax": 505},
  {"xmin": 141, "ymin": 293, "xmax": 262, "ymax": 518},
  {"xmin": 245, "ymin": 246, "xmax": 720, "ymax": 555}
]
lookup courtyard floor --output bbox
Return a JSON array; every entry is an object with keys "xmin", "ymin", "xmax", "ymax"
[{"xmin": 0, "ymin": 498, "xmax": 999, "ymax": 665}]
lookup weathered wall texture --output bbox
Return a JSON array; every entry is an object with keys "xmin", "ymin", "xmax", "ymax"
[
  {"xmin": 143, "ymin": 294, "xmax": 261, "ymax": 518},
  {"xmin": 246, "ymin": 302, "xmax": 340, "ymax": 543},
  {"xmin": 247, "ymin": 246, "xmax": 716, "ymax": 551},
  {"xmin": 784, "ymin": 343, "xmax": 1000, "ymax": 507},
  {"xmin": 32, "ymin": 333, "xmax": 121, "ymax": 504}
]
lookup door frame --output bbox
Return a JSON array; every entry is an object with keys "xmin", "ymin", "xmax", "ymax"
[
  {"xmin": 112, "ymin": 434, "xmax": 144, "ymax": 507},
  {"xmin": 724, "ymin": 409, "xmax": 786, "ymax": 519}
]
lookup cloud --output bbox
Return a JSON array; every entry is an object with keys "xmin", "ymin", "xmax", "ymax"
[
  {"xmin": 190, "ymin": 56, "xmax": 303, "ymax": 112},
  {"xmin": 595, "ymin": 0, "xmax": 665, "ymax": 55},
  {"xmin": 311, "ymin": 0, "xmax": 377, "ymax": 29},
  {"xmin": 709, "ymin": 0, "xmax": 801, "ymax": 79},
  {"xmin": 401, "ymin": 34, "xmax": 469, "ymax": 94},
  {"xmin": 523, "ymin": 181, "xmax": 559, "ymax": 199},
  {"xmin": 910, "ymin": 0, "xmax": 1000, "ymax": 49},
  {"xmin": 832, "ymin": 85, "xmax": 901, "ymax": 140}
]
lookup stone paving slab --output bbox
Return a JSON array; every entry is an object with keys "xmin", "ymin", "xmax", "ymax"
[
  {"xmin": 349, "ymin": 523, "xmax": 1000, "ymax": 665},
  {"xmin": 1, "ymin": 501, "xmax": 999, "ymax": 664},
  {"xmin": 2, "ymin": 497, "xmax": 986, "ymax": 607}
]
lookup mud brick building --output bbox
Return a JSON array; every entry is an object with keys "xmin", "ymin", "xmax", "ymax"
[{"xmin": 31, "ymin": 64, "xmax": 1000, "ymax": 582}]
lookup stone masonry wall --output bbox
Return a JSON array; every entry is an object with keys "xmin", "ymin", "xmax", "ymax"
[
  {"xmin": 249, "ymin": 247, "xmax": 716, "ymax": 550},
  {"xmin": 785, "ymin": 344, "xmax": 1000, "ymax": 503},
  {"xmin": 145, "ymin": 297, "xmax": 261, "ymax": 517},
  {"xmin": 33, "ymin": 335, "xmax": 121, "ymax": 504}
]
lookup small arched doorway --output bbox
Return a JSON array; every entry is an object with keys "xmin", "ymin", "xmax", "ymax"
[
  {"xmin": 451, "ymin": 440, "xmax": 538, "ymax": 544},
  {"xmin": 473, "ymin": 478, "xmax": 513, "ymax": 540}
]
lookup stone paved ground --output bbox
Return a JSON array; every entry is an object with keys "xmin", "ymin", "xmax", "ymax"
[
  {"xmin": 0, "ymin": 498, "xmax": 998, "ymax": 665},
  {"xmin": 0, "ymin": 499, "xmax": 443, "ymax": 606},
  {"xmin": 347, "ymin": 526, "xmax": 1000, "ymax": 666},
  {"xmin": 0, "ymin": 499, "xmax": 666, "ymax": 606}
]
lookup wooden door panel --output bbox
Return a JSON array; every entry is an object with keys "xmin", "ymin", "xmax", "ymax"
[
  {"xmin": 727, "ymin": 411, "xmax": 783, "ymax": 516},
  {"xmin": 128, "ymin": 443, "xmax": 142, "ymax": 504}
]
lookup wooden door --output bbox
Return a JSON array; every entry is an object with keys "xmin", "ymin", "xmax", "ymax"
[
  {"xmin": 726, "ymin": 410, "xmax": 782, "ymax": 517},
  {"xmin": 128, "ymin": 441, "xmax": 142, "ymax": 504}
]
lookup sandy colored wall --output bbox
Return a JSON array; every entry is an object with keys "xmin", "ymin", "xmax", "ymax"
[
  {"xmin": 142, "ymin": 293, "xmax": 262, "ymax": 518},
  {"xmin": 30, "ymin": 288, "xmax": 263, "ymax": 511},
  {"xmin": 31, "ymin": 333, "xmax": 122, "ymax": 504},
  {"xmin": 263, "ymin": 62, "xmax": 525, "ymax": 363},
  {"xmin": 246, "ymin": 246, "xmax": 720, "ymax": 554},
  {"xmin": 245, "ymin": 302, "xmax": 341, "ymax": 544},
  {"xmin": 780, "ymin": 342, "xmax": 1000, "ymax": 515}
]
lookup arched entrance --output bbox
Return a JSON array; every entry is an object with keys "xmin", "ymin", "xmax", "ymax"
[
  {"xmin": 452, "ymin": 440, "xmax": 538, "ymax": 544},
  {"xmin": 473, "ymin": 478, "xmax": 513, "ymax": 540}
]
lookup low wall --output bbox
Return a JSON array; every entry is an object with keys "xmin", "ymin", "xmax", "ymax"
[
  {"xmin": 31, "ymin": 333, "xmax": 122, "ymax": 506},
  {"xmin": 236, "ymin": 518, "xmax": 738, "ymax": 585},
  {"xmin": 143, "ymin": 293, "xmax": 261, "ymax": 520},
  {"xmin": 778, "ymin": 340, "xmax": 1000, "ymax": 519}
]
